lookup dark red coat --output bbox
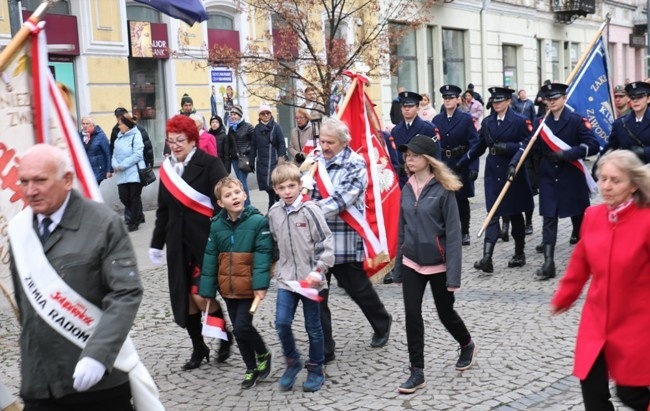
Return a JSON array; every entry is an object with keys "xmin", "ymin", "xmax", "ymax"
[
  {"xmin": 150, "ymin": 149, "xmax": 228, "ymax": 328},
  {"xmin": 551, "ymin": 202, "xmax": 650, "ymax": 385}
]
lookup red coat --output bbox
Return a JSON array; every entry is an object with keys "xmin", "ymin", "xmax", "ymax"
[{"xmin": 551, "ymin": 202, "xmax": 650, "ymax": 386}]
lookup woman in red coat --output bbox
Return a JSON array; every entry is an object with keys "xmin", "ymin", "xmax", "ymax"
[{"xmin": 551, "ymin": 150, "xmax": 650, "ymax": 411}]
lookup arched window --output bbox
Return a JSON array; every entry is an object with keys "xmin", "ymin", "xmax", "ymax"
[
  {"xmin": 22, "ymin": 0, "xmax": 70, "ymax": 14},
  {"xmin": 208, "ymin": 14, "xmax": 234, "ymax": 30},
  {"xmin": 126, "ymin": 4, "xmax": 162, "ymax": 23}
]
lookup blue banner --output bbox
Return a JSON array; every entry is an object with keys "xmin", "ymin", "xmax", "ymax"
[
  {"xmin": 566, "ymin": 35, "xmax": 614, "ymax": 148},
  {"xmin": 134, "ymin": 0, "xmax": 208, "ymax": 26}
]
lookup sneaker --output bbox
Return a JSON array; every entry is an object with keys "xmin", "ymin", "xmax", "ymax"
[
  {"xmin": 241, "ymin": 369, "xmax": 259, "ymax": 389},
  {"xmin": 256, "ymin": 351, "xmax": 272, "ymax": 380},
  {"xmin": 302, "ymin": 363, "xmax": 325, "ymax": 392},
  {"xmin": 278, "ymin": 358, "xmax": 304, "ymax": 391},
  {"xmin": 398, "ymin": 367, "xmax": 426, "ymax": 394},
  {"xmin": 456, "ymin": 341, "xmax": 477, "ymax": 371}
]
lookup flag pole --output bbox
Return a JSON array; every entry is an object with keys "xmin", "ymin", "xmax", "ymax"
[
  {"xmin": 477, "ymin": 19, "xmax": 610, "ymax": 238},
  {"xmin": 301, "ymin": 76, "xmax": 360, "ymax": 195},
  {"xmin": 0, "ymin": 1, "xmax": 50, "ymax": 72}
]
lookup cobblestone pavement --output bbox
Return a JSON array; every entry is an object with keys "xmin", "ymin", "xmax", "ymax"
[{"xmin": 0, "ymin": 166, "xmax": 628, "ymax": 410}]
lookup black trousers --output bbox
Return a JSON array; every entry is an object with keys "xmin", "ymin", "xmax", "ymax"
[
  {"xmin": 224, "ymin": 297, "xmax": 268, "ymax": 370},
  {"xmin": 402, "ymin": 266, "xmax": 471, "ymax": 369},
  {"xmin": 24, "ymin": 382, "xmax": 132, "ymax": 411},
  {"xmin": 581, "ymin": 350, "xmax": 650, "ymax": 411},
  {"xmin": 117, "ymin": 183, "xmax": 143, "ymax": 225},
  {"xmin": 455, "ymin": 193, "xmax": 470, "ymax": 235},
  {"xmin": 485, "ymin": 213, "xmax": 525, "ymax": 245},
  {"xmin": 265, "ymin": 189, "xmax": 278, "ymax": 211},
  {"xmin": 319, "ymin": 262, "xmax": 391, "ymax": 357}
]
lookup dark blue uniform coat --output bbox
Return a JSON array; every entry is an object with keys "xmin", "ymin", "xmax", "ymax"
[
  {"xmin": 603, "ymin": 109, "xmax": 650, "ymax": 159},
  {"xmin": 460, "ymin": 108, "xmax": 534, "ymax": 216},
  {"xmin": 386, "ymin": 116, "xmax": 440, "ymax": 187},
  {"xmin": 433, "ymin": 109, "xmax": 479, "ymax": 198},
  {"xmin": 536, "ymin": 108, "xmax": 599, "ymax": 218}
]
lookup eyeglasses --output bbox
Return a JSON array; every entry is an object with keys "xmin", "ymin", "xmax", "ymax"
[
  {"xmin": 166, "ymin": 137, "xmax": 187, "ymax": 145},
  {"xmin": 260, "ymin": 111, "xmax": 271, "ymax": 116}
]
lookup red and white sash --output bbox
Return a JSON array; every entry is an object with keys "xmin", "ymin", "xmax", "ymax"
[
  {"xmin": 160, "ymin": 158, "xmax": 214, "ymax": 218},
  {"xmin": 8, "ymin": 208, "xmax": 164, "ymax": 411},
  {"xmin": 314, "ymin": 160, "xmax": 384, "ymax": 259},
  {"xmin": 539, "ymin": 123, "xmax": 597, "ymax": 193}
]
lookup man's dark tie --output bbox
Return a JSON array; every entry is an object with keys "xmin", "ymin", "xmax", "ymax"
[
  {"xmin": 40, "ymin": 217, "xmax": 52, "ymax": 244},
  {"xmin": 497, "ymin": 119, "xmax": 502, "ymax": 127},
  {"xmin": 406, "ymin": 123, "xmax": 410, "ymax": 131}
]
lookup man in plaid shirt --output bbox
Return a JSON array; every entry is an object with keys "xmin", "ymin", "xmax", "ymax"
[{"xmin": 302, "ymin": 117, "xmax": 393, "ymax": 364}]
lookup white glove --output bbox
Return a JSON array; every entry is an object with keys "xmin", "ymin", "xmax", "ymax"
[
  {"xmin": 149, "ymin": 248, "xmax": 165, "ymax": 264},
  {"xmin": 301, "ymin": 175, "xmax": 315, "ymax": 191},
  {"xmin": 72, "ymin": 357, "xmax": 106, "ymax": 392}
]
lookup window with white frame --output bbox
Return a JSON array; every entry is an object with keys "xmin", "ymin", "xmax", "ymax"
[
  {"xmin": 390, "ymin": 24, "xmax": 418, "ymax": 93},
  {"xmin": 442, "ymin": 29, "xmax": 465, "ymax": 89}
]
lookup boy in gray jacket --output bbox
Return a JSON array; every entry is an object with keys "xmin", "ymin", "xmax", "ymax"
[{"xmin": 267, "ymin": 163, "xmax": 334, "ymax": 393}]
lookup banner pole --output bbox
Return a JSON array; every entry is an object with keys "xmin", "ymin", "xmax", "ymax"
[
  {"xmin": 477, "ymin": 19, "xmax": 610, "ymax": 238},
  {"xmin": 0, "ymin": 1, "xmax": 50, "ymax": 72}
]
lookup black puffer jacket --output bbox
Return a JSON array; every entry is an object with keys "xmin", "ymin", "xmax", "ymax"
[{"xmin": 228, "ymin": 120, "xmax": 255, "ymax": 157}]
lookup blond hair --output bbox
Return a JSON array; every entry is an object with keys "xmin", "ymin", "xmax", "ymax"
[
  {"xmin": 405, "ymin": 154, "xmax": 463, "ymax": 191},
  {"xmin": 597, "ymin": 150, "xmax": 650, "ymax": 207},
  {"xmin": 214, "ymin": 177, "xmax": 244, "ymax": 201},
  {"xmin": 271, "ymin": 162, "xmax": 301, "ymax": 186}
]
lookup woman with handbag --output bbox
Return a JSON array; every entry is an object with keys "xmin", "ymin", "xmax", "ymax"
[
  {"xmin": 111, "ymin": 112, "xmax": 145, "ymax": 232},
  {"xmin": 251, "ymin": 104, "xmax": 287, "ymax": 211},
  {"xmin": 149, "ymin": 115, "xmax": 232, "ymax": 370},
  {"xmin": 393, "ymin": 135, "xmax": 476, "ymax": 394},
  {"xmin": 228, "ymin": 104, "xmax": 255, "ymax": 206}
]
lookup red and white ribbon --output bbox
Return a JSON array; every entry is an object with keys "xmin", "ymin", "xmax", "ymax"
[{"xmin": 160, "ymin": 158, "xmax": 214, "ymax": 217}]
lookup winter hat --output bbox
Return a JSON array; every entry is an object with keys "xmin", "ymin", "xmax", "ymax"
[
  {"xmin": 258, "ymin": 103, "xmax": 272, "ymax": 114},
  {"xmin": 180, "ymin": 93, "xmax": 193, "ymax": 106},
  {"xmin": 231, "ymin": 104, "xmax": 244, "ymax": 118}
]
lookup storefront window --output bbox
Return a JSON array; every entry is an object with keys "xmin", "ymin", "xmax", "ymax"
[
  {"xmin": 502, "ymin": 44, "xmax": 517, "ymax": 90},
  {"xmin": 442, "ymin": 29, "xmax": 465, "ymax": 89},
  {"xmin": 129, "ymin": 59, "xmax": 166, "ymax": 163}
]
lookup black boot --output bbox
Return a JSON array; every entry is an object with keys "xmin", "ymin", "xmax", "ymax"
[
  {"xmin": 217, "ymin": 331, "xmax": 233, "ymax": 363},
  {"xmin": 535, "ymin": 242, "xmax": 544, "ymax": 253},
  {"xmin": 398, "ymin": 366, "xmax": 426, "ymax": 394},
  {"xmin": 508, "ymin": 239, "xmax": 526, "ymax": 268},
  {"xmin": 500, "ymin": 219, "xmax": 510, "ymax": 242},
  {"xmin": 535, "ymin": 244, "xmax": 556, "ymax": 281},
  {"xmin": 183, "ymin": 313, "xmax": 210, "ymax": 370},
  {"xmin": 474, "ymin": 242, "xmax": 494, "ymax": 273}
]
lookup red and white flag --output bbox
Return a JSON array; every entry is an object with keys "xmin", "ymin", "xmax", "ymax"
[
  {"xmin": 285, "ymin": 281, "xmax": 324, "ymax": 302},
  {"xmin": 337, "ymin": 72, "xmax": 401, "ymax": 279},
  {"xmin": 202, "ymin": 314, "xmax": 229, "ymax": 341},
  {"xmin": 539, "ymin": 123, "xmax": 597, "ymax": 193},
  {"xmin": 1, "ymin": 18, "xmax": 100, "ymax": 312}
]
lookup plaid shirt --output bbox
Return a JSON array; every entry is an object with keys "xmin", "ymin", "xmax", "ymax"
[{"xmin": 311, "ymin": 146, "xmax": 367, "ymax": 264}]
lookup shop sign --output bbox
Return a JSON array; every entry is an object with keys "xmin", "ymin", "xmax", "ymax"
[
  {"xmin": 211, "ymin": 70, "xmax": 233, "ymax": 83},
  {"xmin": 129, "ymin": 21, "xmax": 169, "ymax": 59}
]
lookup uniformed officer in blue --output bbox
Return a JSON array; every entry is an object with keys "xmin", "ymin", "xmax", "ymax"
[
  {"xmin": 602, "ymin": 81, "xmax": 650, "ymax": 163},
  {"xmin": 457, "ymin": 86, "xmax": 534, "ymax": 274},
  {"xmin": 386, "ymin": 91, "xmax": 440, "ymax": 187},
  {"xmin": 534, "ymin": 82, "xmax": 599, "ymax": 281},
  {"xmin": 433, "ymin": 84, "xmax": 480, "ymax": 246}
]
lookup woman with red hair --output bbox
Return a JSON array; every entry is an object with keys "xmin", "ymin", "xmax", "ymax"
[{"xmin": 150, "ymin": 115, "xmax": 231, "ymax": 370}]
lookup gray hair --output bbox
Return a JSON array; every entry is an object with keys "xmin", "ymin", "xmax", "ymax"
[
  {"xmin": 597, "ymin": 149, "xmax": 650, "ymax": 207},
  {"xmin": 22, "ymin": 143, "xmax": 73, "ymax": 179},
  {"xmin": 320, "ymin": 116, "xmax": 351, "ymax": 144},
  {"xmin": 80, "ymin": 116, "xmax": 95, "ymax": 125},
  {"xmin": 189, "ymin": 113, "xmax": 204, "ymax": 129}
]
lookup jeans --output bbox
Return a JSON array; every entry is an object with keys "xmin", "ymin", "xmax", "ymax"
[
  {"xmin": 275, "ymin": 288, "xmax": 324, "ymax": 365},
  {"xmin": 232, "ymin": 159, "xmax": 251, "ymax": 206},
  {"xmin": 224, "ymin": 297, "xmax": 267, "ymax": 370},
  {"xmin": 401, "ymin": 267, "xmax": 471, "ymax": 369}
]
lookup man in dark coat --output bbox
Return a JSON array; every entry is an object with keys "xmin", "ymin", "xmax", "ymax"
[
  {"xmin": 389, "ymin": 86, "xmax": 405, "ymax": 125},
  {"xmin": 386, "ymin": 91, "xmax": 441, "ymax": 187},
  {"xmin": 458, "ymin": 87, "xmax": 534, "ymax": 273},
  {"xmin": 534, "ymin": 82, "xmax": 599, "ymax": 280},
  {"xmin": 433, "ymin": 84, "xmax": 480, "ymax": 246}
]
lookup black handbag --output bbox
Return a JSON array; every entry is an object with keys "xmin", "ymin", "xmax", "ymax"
[
  {"xmin": 137, "ymin": 164, "xmax": 157, "ymax": 186},
  {"xmin": 238, "ymin": 154, "xmax": 252, "ymax": 173}
]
